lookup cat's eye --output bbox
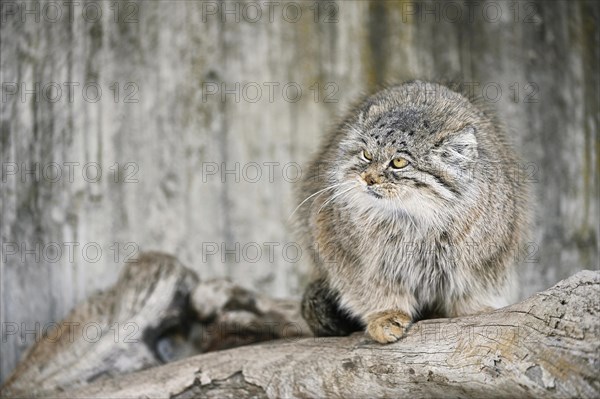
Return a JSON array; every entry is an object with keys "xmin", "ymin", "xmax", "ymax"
[
  {"xmin": 362, "ymin": 149, "xmax": 373, "ymax": 161},
  {"xmin": 390, "ymin": 157, "xmax": 409, "ymax": 169}
]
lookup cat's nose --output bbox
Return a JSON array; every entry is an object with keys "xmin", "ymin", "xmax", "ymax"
[{"xmin": 363, "ymin": 173, "xmax": 382, "ymax": 186}]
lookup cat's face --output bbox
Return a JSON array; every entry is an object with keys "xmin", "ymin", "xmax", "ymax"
[{"xmin": 329, "ymin": 84, "xmax": 481, "ymax": 221}]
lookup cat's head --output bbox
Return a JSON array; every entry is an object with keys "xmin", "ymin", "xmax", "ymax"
[{"xmin": 327, "ymin": 81, "xmax": 488, "ymax": 223}]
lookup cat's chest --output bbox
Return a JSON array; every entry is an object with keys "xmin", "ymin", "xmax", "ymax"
[
  {"xmin": 337, "ymin": 218, "xmax": 453, "ymax": 286},
  {"xmin": 316, "ymin": 208, "xmax": 454, "ymax": 282},
  {"xmin": 360, "ymin": 234, "xmax": 439, "ymax": 275}
]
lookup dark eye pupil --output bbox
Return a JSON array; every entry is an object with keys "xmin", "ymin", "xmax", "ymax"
[{"xmin": 390, "ymin": 158, "xmax": 407, "ymax": 169}]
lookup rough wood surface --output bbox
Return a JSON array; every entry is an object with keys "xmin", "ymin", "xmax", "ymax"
[
  {"xmin": 188, "ymin": 278, "xmax": 311, "ymax": 354},
  {"xmin": 1, "ymin": 0, "xmax": 598, "ymax": 383},
  {"xmin": 5, "ymin": 270, "xmax": 598, "ymax": 399},
  {"xmin": 0, "ymin": 252, "xmax": 310, "ymax": 397},
  {"xmin": 0, "ymin": 253, "xmax": 198, "ymax": 395}
]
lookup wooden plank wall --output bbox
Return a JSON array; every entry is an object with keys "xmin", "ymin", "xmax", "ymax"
[{"xmin": 1, "ymin": 0, "xmax": 598, "ymax": 382}]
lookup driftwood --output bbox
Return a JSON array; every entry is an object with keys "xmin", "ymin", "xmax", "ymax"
[
  {"xmin": 0, "ymin": 252, "xmax": 310, "ymax": 397},
  {"xmin": 1, "ymin": 253, "xmax": 598, "ymax": 398},
  {"xmin": 61, "ymin": 270, "xmax": 600, "ymax": 399}
]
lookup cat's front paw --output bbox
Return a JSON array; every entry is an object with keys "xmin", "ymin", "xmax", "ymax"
[{"xmin": 366, "ymin": 310, "xmax": 412, "ymax": 344}]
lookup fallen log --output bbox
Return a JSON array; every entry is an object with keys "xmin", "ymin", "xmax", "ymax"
[
  {"xmin": 11, "ymin": 269, "xmax": 598, "ymax": 398},
  {"xmin": 0, "ymin": 252, "xmax": 310, "ymax": 397},
  {"xmin": 0, "ymin": 253, "xmax": 199, "ymax": 396}
]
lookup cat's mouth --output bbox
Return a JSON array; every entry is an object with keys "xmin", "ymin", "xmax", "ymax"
[{"xmin": 355, "ymin": 176, "xmax": 395, "ymax": 200}]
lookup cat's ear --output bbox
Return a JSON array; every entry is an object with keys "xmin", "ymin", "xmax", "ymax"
[{"xmin": 443, "ymin": 126, "xmax": 478, "ymax": 160}]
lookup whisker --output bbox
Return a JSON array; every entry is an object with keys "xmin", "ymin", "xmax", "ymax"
[
  {"xmin": 288, "ymin": 183, "xmax": 346, "ymax": 221},
  {"xmin": 316, "ymin": 184, "xmax": 356, "ymax": 215}
]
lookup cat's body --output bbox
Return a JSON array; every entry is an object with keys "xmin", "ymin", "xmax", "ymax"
[{"xmin": 295, "ymin": 81, "xmax": 529, "ymax": 343}]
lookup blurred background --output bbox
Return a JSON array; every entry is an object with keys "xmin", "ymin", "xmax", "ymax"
[{"xmin": 1, "ymin": 0, "xmax": 598, "ymax": 383}]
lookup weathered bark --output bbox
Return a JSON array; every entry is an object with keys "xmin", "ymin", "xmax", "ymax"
[
  {"xmin": 188, "ymin": 279, "xmax": 311, "ymax": 354},
  {"xmin": 4, "ymin": 269, "xmax": 598, "ymax": 399},
  {"xmin": 0, "ymin": 252, "xmax": 199, "ymax": 395},
  {"xmin": 0, "ymin": 252, "xmax": 310, "ymax": 397}
]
